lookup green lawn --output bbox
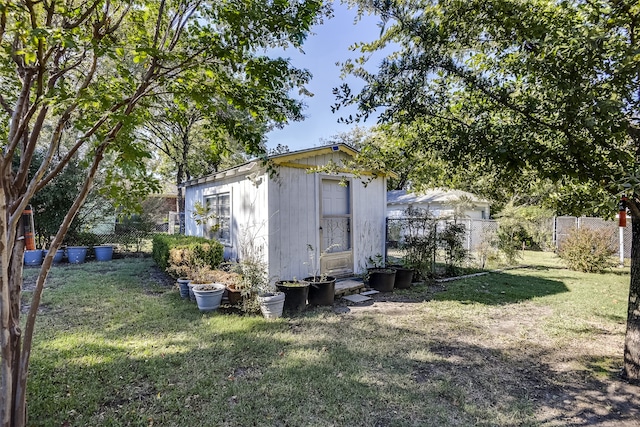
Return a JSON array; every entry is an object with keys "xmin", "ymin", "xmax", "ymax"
[{"xmin": 21, "ymin": 252, "xmax": 638, "ymax": 426}]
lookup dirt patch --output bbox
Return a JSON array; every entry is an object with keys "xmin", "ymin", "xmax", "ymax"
[
  {"xmin": 147, "ymin": 264, "xmax": 175, "ymax": 288},
  {"xmin": 336, "ymin": 286, "xmax": 640, "ymax": 426}
]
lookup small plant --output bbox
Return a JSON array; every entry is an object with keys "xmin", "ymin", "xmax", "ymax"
[
  {"xmin": 193, "ymin": 283, "xmax": 221, "ymax": 291},
  {"xmin": 366, "ymin": 254, "xmax": 388, "ymax": 270},
  {"xmin": 400, "ymin": 206, "xmax": 438, "ymax": 279},
  {"xmin": 474, "ymin": 235, "xmax": 499, "ymax": 269},
  {"xmin": 232, "ymin": 223, "xmax": 274, "ymax": 313},
  {"xmin": 305, "ymin": 243, "xmax": 339, "ymax": 281},
  {"xmin": 209, "ymin": 269, "xmax": 242, "ymax": 288},
  {"xmin": 233, "ymin": 259, "xmax": 270, "ymax": 313},
  {"xmin": 495, "ymin": 224, "xmax": 522, "ymax": 265},
  {"xmin": 191, "ymin": 200, "xmax": 220, "ymax": 238},
  {"xmin": 188, "ymin": 262, "xmax": 217, "ymax": 284},
  {"xmin": 438, "ymin": 222, "xmax": 468, "ymax": 275},
  {"xmin": 558, "ymin": 227, "xmax": 616, "ymax": 273}
]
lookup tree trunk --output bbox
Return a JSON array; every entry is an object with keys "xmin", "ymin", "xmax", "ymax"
[
  {"xmin": 176, "ymin": 165, "xmax": 185, "ymax": 235},
  {"xmin": 624, "ymin": 208, "xmax": 640, "ymax": 383}
]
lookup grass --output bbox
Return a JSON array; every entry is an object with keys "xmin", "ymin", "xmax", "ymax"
[{"xmin": 20, "ymin": 252, "xmax": 638, "ymax": 426}]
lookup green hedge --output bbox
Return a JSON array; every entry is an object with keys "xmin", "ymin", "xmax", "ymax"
[{"xmin": 152, "ymin": 234, "xmax": 224, "ymax": 274}]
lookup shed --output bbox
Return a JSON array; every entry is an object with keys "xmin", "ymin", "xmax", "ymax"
[
  {"xmin": 387, "ymin": 189, "xmax": 490, "ymax": 220},
  {"xmin": 182, "ymin": 144, "xmax": 389, "ymax": 281}
]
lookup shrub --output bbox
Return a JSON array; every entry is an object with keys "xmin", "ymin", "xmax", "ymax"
[
  {"xmin": 152, "ymin": 234, "xmax": 224, "ymax": 276},
  {"xmin": 495, "ymin": 225, "xmax": 522, "ymax": 265},
  {"xmin": 64, "ymin": 231, "xmax": 102, "ymax": 247},
  {"xmin": 400, "ymin": 206, "xmax": 437, "ymax": 280},
  {"xmin": 558, "ymin": 228, "xmax": 616, "ymax": 273},
  {"xmin": 438, "ymin": 222, "xmax": 468, "ymax": 275}
]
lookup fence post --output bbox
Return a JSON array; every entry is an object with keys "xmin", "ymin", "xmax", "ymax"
[
  {"xmin": 620, "ymin": 226, "xmax": 625, "ymax": 267},
  {"xmin": 384, "ymin": 217, "xmax": 389, "ymax": 265}
]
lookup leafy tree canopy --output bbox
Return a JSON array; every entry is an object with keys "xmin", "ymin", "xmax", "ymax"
[
  {"xmin": 338, "ymin": 0, "xmax": 639, "ymax": 215},
  {"xmin": 0, "ymin": 1, "xmax": 328, "ymax": 424},
  {"xmin": 338, "ymin": 0, "xmax": 640, "ymax": 382}
]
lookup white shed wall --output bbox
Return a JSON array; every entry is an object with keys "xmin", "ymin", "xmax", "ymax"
[
  {"xmin": 267, "ymin": 166, "xmax": 319, "ymax": 281},
  {"xmin": 267, "ymin": 151, "xmax": 387, "ymax": 280},
  {"xmin": 184, "ymin": 148, "xmax": 388, "ymax": 283},
  {"xmin": 351, "ymin": 176, "xmax": 387, "ymax": 273},
  {"xmin": 184, "ymin": 171, "xmax": 270, "ymax": 263}
]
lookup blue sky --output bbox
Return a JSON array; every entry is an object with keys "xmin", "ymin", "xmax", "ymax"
[{"xmin": 265, "ymin": 2, "xmax": 386, "ymax": 151}]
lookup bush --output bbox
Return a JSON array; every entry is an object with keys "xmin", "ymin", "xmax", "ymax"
[
  {"xmin": 438, "ymin": 222, "xmax": 467, "ymax": 275},
  {"xmin": 64, "ymin": 231, "xmax": 102, "ymax": 247},
  {"xmin": 400, "ymin": 206, "xmax": 437, "ymax": 280},
  {"xmin": 152, "ymin": 234, "xmax": 224, "ymax": 276},
  {"xmin": 558, "ymin": 228, "xmax": 616, "ymax": 273}
]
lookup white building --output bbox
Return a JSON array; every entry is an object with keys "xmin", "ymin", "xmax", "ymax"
[
  {"xmin": 387, "ymin": 189, "xmax": 490, "ymax": 220},
  {"xmin": 183, "ymin": 144, "xmax": 390, "ymax": 281}
]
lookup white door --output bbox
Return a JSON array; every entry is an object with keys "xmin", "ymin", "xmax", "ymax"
[{"xmin": 320, "ymin": 179, "xmax": 353, "ymax": 276}]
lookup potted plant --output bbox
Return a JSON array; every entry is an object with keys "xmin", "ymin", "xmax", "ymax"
[
  {"xmin": 66, "ymin": 245, "xmax": 88, "ymax": 264},
  {"xmin": 388, "ymin": 262, "xmax": 414, "ymax": 289},
  {"xmin": 176, "ymin": 277, "xmax": 191, "ymax": 299},
  {"xmin": 209, "ymin": 267, "xmax": 244, "ymax": 305},
  {"xmin": 234, "ymin": 256, "xmax": 285, "ymax": 318},
  {"xmin": 192, "ymin": 283, "xmax": 226, "ymax": 312},
  {"xmin": 166, "ymin": 247, "xmax": 197, "ymax": 300},
  {"xmin": 366, "ymin": 254, "xmax": 396, "ymax": 292},
  {"xmin": 303, "ymin": 244, "xmax": 336, "ymax": 306},
  {"xmin": 189, "ymin": 263, "xmax": 225, "ymax": 312},
  {"xmin": 23, "ymin": 248, "xmax": 43, "ymax": 266},
  {"xmin": 237, "ymin": 258, "xmax": 285, "ymax": 318},
  {"xmin": 94, "ymin": 244, "xmax": 114, "ymax": 261},
  {"xmin": 64, "ymin": 231, "xmax": 99, "ymax": 264},
  {"xmin": 43, "ymin": 246, "xmax": 64, "ymax": 264},
  {"xmin": 275, "ymin": 280, "xmax": 310, "ymax": 315}
]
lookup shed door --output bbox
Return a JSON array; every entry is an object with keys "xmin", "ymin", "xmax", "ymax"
[{"xmin": 320, "ymin": 179, "xmax": 353, "ymax": 277}]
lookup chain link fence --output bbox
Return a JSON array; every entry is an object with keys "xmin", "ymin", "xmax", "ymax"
[
  {"xmin": 555, "ymin": 216, "xmax": 631, "ymax": 258},
  {"xmin": 386, "ymin": 217, "xmax": 500, "ymax": 271},
  {"xmin": 386, "ymin": 215, "xmax": 632, "ymax": 267}
]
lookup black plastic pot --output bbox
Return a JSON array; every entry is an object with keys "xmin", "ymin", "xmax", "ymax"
[
  {"xmin": 391, "ymin": 266, "xmax": 414, "ymax": 289},
  {"xmin": 275, "ymin": 281, "xmax": 310, "ymax": 314},
  {"xmin": 304, "ymin": 276, "xmax": 336, "ymax": 306},
  {"xmin": 368, "ymin": 269, "xmax": 396, "ymax": 292}
]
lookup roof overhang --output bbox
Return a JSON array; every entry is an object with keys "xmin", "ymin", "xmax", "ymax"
[{"xmin": 182, "ymin": 143, "xmax": 397, "ymax": 187}]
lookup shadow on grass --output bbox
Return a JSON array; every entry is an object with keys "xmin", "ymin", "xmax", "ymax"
[
  {"xmin": 429, "ymin": 271, "xmax": 570, "ymax": 305},
  {"xmin": 26, "ymin": 258, "xmax": 637, "ymax": 426},
  {"xmin": 28, "ymin": 300, "xmax": 640, "ymax": 427}
]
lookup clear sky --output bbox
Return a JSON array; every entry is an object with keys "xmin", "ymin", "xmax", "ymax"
[{"xmin": 265, "ymin": 2, "xmax": 386, "ymax": 151}]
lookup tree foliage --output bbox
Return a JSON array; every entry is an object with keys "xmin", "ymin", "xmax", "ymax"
[
  {"xmin": 340, "ymin": 0, "xmax": 640, "ymax": 382},
  {"xmin": 0, "ymin": 1, "xmax": 327, "ymax": 424}
]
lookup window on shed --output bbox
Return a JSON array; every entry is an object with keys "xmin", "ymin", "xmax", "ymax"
[{"xmin": 204, "ymin": 193, "xmax": 231, "ymax": 245}]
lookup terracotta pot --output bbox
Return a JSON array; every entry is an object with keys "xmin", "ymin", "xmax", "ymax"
[{"xmin": 226, "ymin": 285, "xmax": 243, "ymax": 305}]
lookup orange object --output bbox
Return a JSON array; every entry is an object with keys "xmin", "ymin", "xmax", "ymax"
[
  {"xmin": 619, "ymin": 197, "xmax": 627, "ymax": 228},
  {"xmin": 22, "ymin": 205, "xmax": 35, "ymax": 250}
]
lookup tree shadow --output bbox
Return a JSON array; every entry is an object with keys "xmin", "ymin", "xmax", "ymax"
[
  {"xmin": 31, "ymin": 305, "xmax": 640, "ymax": 426},
  {"xmin": 26, "ymin": 260, "xmax": 637, "ymax": 426},
  {"xmin": 413, "ymin": 271, "xmax": 570, "ymax": 305}
]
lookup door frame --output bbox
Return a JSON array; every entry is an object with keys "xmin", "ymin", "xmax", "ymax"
[{"xmin": 318, "ymin": 176, "xmax": 354, "ymax": 277}]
